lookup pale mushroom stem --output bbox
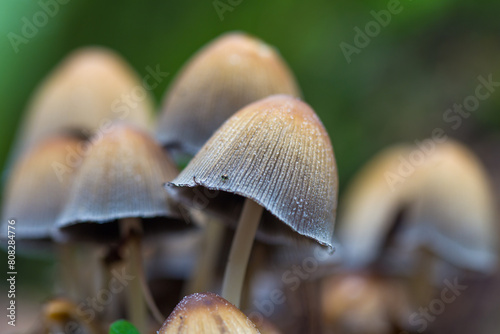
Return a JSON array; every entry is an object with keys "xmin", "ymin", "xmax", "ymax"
[
  {"xmin": 221, "ymin": 198, "xmax": 264, "ymax": 308},
  {"xmin": 410, "ymin": 247, "xmax": 435, "ymax": 307},
  {"xmin": 120, "ymin": 218, "xmax": 165, "ymax": 333},
  {"xmin": 58, "ymin": 242, "xmax": 80, "ymax": 300},
  {"xmin": 184, "ymin": 219, "xmax": 225, "ymax": 295}
]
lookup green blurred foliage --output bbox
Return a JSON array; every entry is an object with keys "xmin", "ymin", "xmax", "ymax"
[{"xmin": 109, "ymin": 320, "xmax": 140, "ymax": 334}]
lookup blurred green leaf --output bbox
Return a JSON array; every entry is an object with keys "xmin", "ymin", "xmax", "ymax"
[{"xmin": 109, "ymin": 320, "xmax": 140, "ymax": 334}]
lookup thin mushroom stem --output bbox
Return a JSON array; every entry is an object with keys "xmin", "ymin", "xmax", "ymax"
[
  {"xmin": 120, "ymin": 218, "xmax": 147, "ymax": 333},
  {"xmin": 221, "ymin": 198, "xmax": 264, "ymax": 308},
  {"xmin": 58, "ymin": 242, "xmax": 80, "ymax": 301},
  {"xmin": 184, "ymin": 219, "xmax": 225, "ymax": 295},
  {"xmin": 410, "ymin": 247, "xmax": 435, "ymax": 307},
  {"xmin": 120, "ymin": 218, "xmax": 165, "ymax": 332}
]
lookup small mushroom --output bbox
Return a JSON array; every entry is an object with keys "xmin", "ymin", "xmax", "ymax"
[
  {"xmin": 13, "ymin": 47, "xmax": 153, "ymax": 158},
  {"xmin": 56, "ymin": 123, "xmax": 185, "ymax": 332},
  {"xmin": 158, "ymin": 292, "xmax": 260, "ymax": 334},
  {"xmin": 167, "ymin": 95, "xmax": 338, "ymax": 307},
  {"xmin": 156, "ymin": 31, "xmax": 301, "ymax": 159},
  {"xmin": 42, "ymin": 298, "xmax": 101, "ymax": 334}
]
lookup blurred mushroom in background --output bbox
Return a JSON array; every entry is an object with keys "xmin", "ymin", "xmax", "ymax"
[
  {"xmin": 41, "ymin": 298, "xmax": 102, "ymax": 334},
  {"xmin": 1, "ymin": 134, "xmax": 86, "ymax": 301},
  {"xmin": 156, "ymin": 31, "xmax": 301, "ymax": 162},
  {"xmin": 330, "ymin": 139, "xmax": 498, "ymax": 333},
  {"xmin": 56, "ymin": 124, "xmax": 188, "ymax": 333},
  {"xmin": 10, "ymin": 47, "xmax": 154, "ymax": 160},
  {"xmin": 1, "ymin": 46, "xmax": 159, "ymax": 332}
]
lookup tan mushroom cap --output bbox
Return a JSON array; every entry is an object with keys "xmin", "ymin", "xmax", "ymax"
[
  {"xmin": 56, "ymin": 124, "xmax": 182, "ymax": 238},
  {"xmin": 337, "ymin": 144, "xmax": 414, "ymax": 268},
  {"xmin": 403, "ymin": 140, "xmax": 498, "ymax": 272},
  {"xmin": 15, "ymin": 47, "xmax": 153, "ymax": 156},
  {"xmin": 1, "ymin": 135, "xmax": 82, "ymax": 239},
  {"xmin": 157, "ymin": 31, "xmax": 301, "ymax": 156},
  {"xmin": 159, "ymin": 292, "xmax": 260, "ymax": 334},
  {"xmin": 167, "ymin": 94, "xmax": 337, "ymax": 249},
  {"xmin": 338, "ymin": 140, "xmax": 497, "ymax": 273}
]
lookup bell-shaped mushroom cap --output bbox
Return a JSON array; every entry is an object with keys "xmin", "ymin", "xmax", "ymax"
[
  {"xmin": 157, "ymin": 32, "xmax": 301, "ymax": 156},
  {"xmin": 56, "ymin": 124, "xmax": 183, "ymax": 239},
  {"xmin": 15, "ymin": 47, "xmax": 153, "ymax": 156},
  {"xmin": 403, "ymin": 140, "xmax": 498, "ymax": 272},
  {"xmin": 337, "ymin": 144, "xmax": 414, "ymax": 268},
  {"xmin": 159, "ymin": 292, "xmax": 260, "ymax": 334},
  {"xmin": 167, "ymin": 95, "xmax": 337, "ymax": 249},
  {"xmin": 1, "ymin": 134, "xmax": 82, "ymax": 239},
  {"xmin": 337, "ymin": 141, "xmax": 498, "ymax": 273}
]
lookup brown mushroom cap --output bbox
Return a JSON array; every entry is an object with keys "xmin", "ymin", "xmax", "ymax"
[
  {"xmin": 157, "ymin": 32, "xmax": 301, "ymax": 156},
  {"xmin": 1, "ymin": 135, "xmax": 82, "ymax": 239},
  {"xmin": 56, "ymin": 124, "xmax": 184, "ymax": 240},
  {"xmin": 15, "ymin": 47, "xmax": 153, "ymax": 156},
  {"xmin": 166, "ymin": 95, "xmax": 337, "ymax": 249},
  {"xmin": 159, "ymin": 292, "xmax": 260, "ymax": 334}
]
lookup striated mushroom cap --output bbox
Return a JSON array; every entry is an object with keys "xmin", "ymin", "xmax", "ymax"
[
  {"xmin": 157, "ymin": 32, "xmax": 301, "ymax": 157},
  {"xmin": 159, "ymin": 292, "xmax": 260, "ymax": 334},
  {"xmin": 15, "ymin": 47, "xmax": 153, "ymax": 157},
  {"xmin": 1, "ymin": 134, "xmax": 83, "ymax": 239},
  {"xmin": 166, "ymin": 95, "xmax": 337, "ymax": 250},
  {"xmin": 56, "ymin": 124, "xmax": 184, "ymax": 240}
]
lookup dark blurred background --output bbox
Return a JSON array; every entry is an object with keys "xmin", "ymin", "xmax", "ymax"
[{"xmin": 0, "ymin": 0, "xmax": 499, "ymax": 332}]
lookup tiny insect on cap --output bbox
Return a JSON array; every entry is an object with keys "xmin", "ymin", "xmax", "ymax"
[
  {"xmin": 1, "ymin": 134, "xmax": 83, "ymax": 239},
  {"xmin": 157, "ymin": 31, "xmax": 301, "ymax": 156},
  {"xmin": 159, "ymin": 292, "xmax": 259, "ymax": 334},
  {"xmin": 167, "ymin": 94, "xmax": 338, "ymax": 250},
  {"xmin": 56, "ymin": 124, "xmax": 184, "ymax": 240},
  {"xmin": 15, "ymin": 47, "xmax": 154, "ymax": 156}
]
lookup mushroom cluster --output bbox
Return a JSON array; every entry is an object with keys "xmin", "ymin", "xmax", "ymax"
[
  {"xmin": 2, "ymin": 31, "xmax": 497, "ymax": 334},
  {"xmin": 1, "ymin": 32, "xmax": 339, "ymax": 334}
]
